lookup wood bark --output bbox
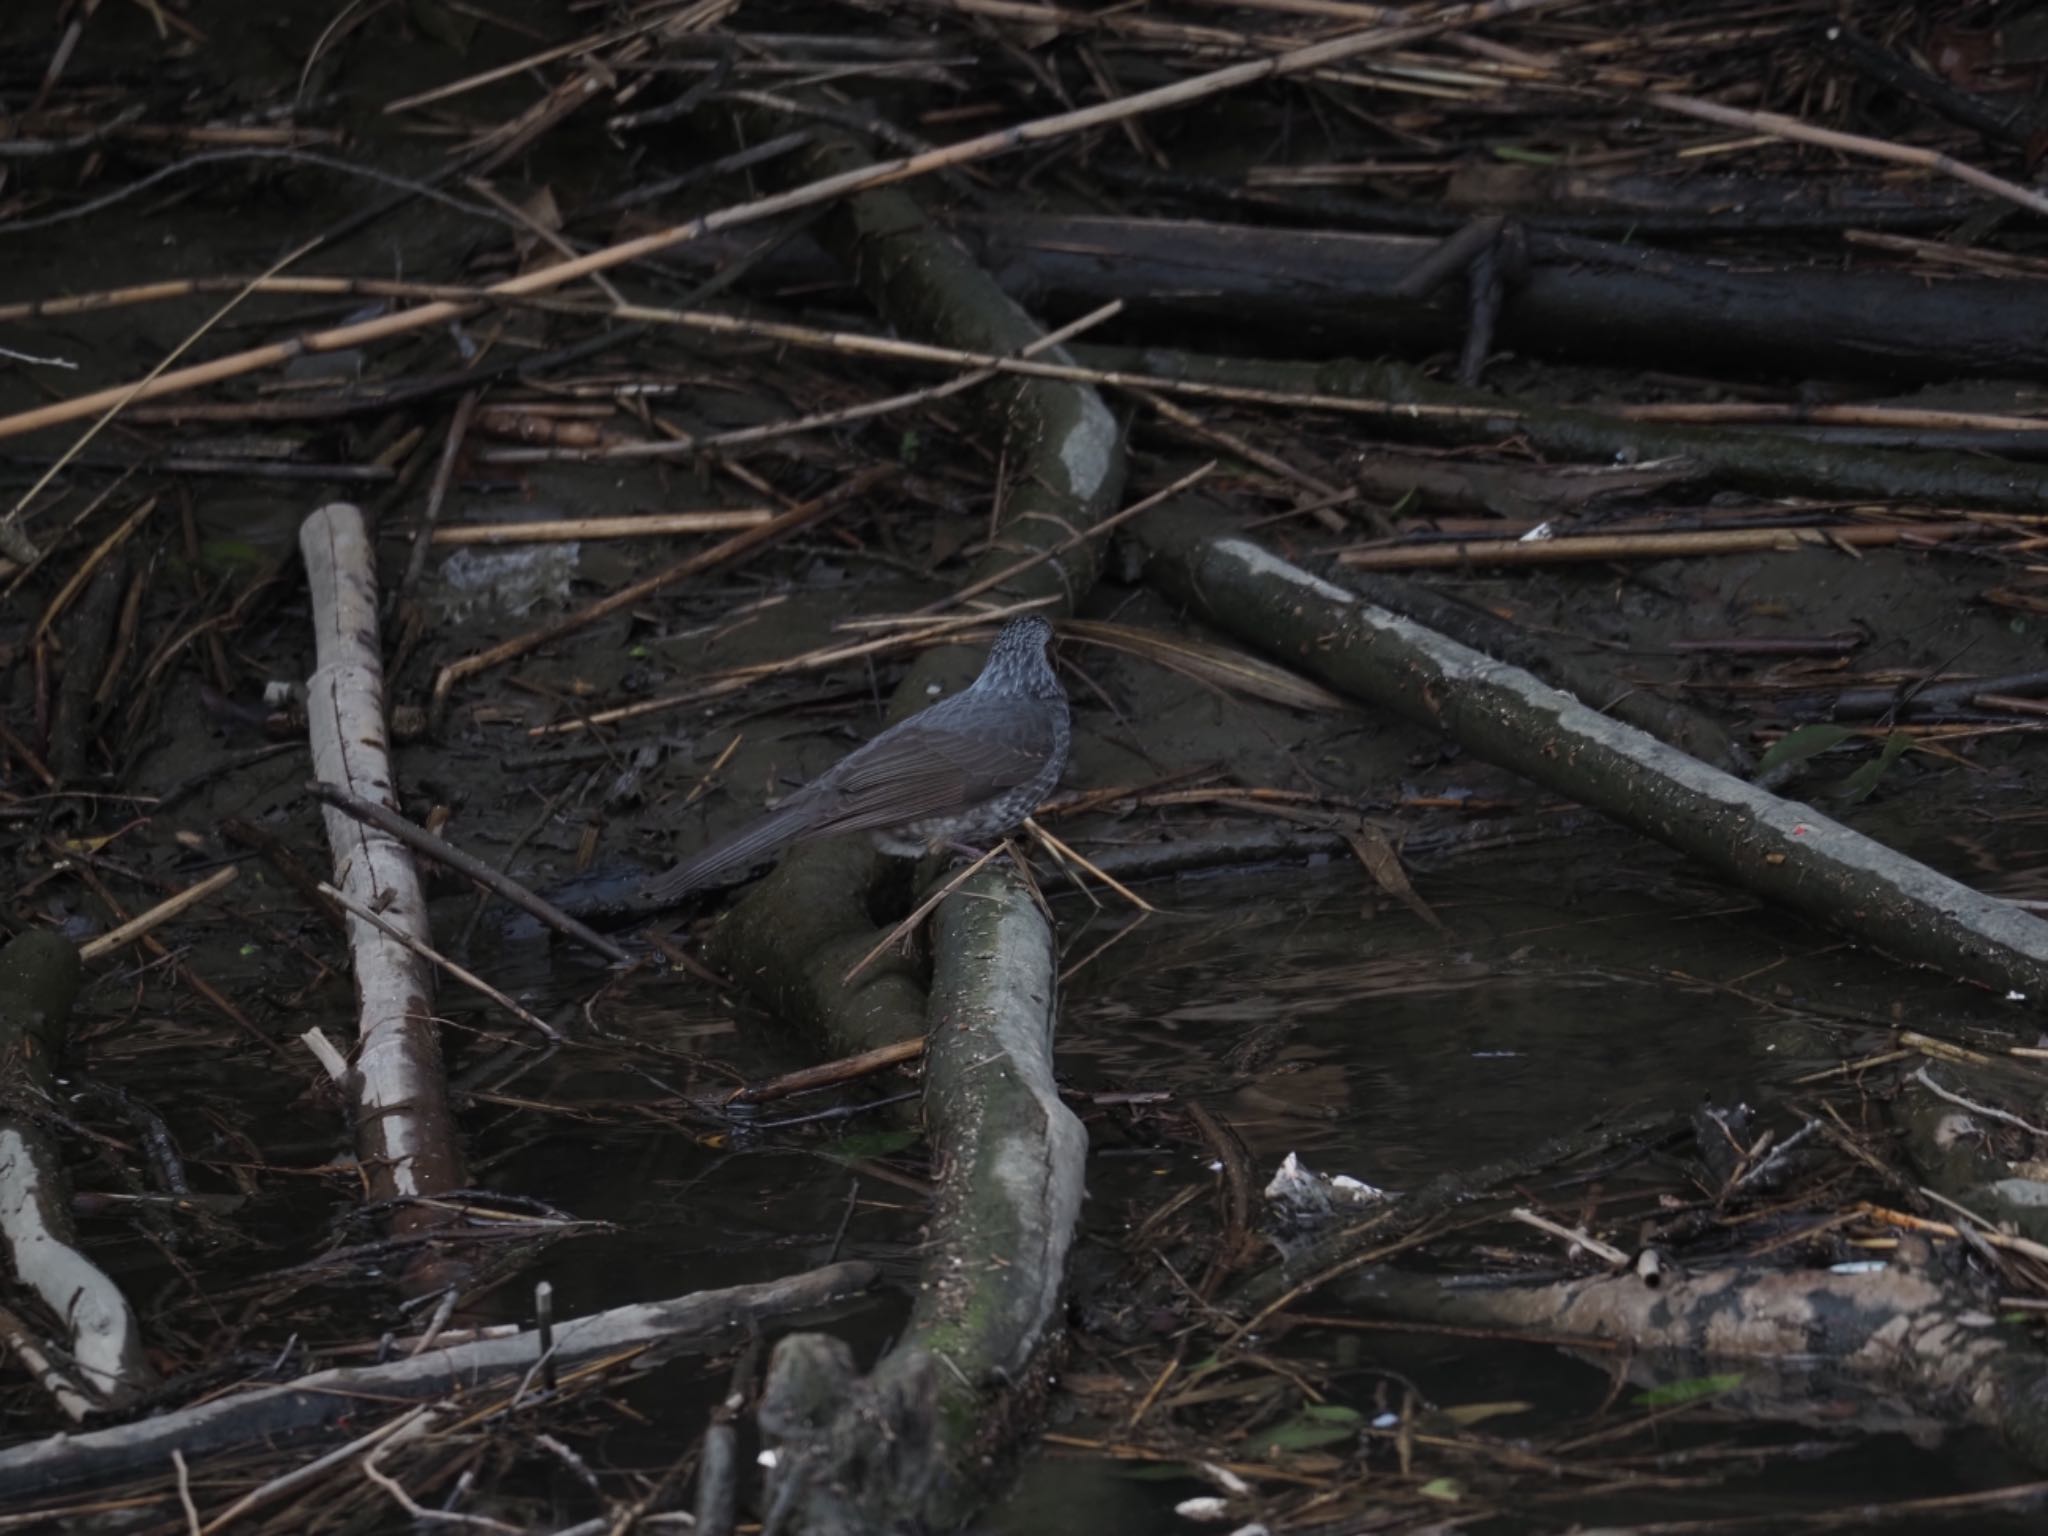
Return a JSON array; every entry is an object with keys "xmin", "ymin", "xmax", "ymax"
[
  {"xmin": 0, "ymin": 1260, "xmax": 875, "ymax": 1498},
  {"xmin": 1139, "ymin": 506, "xmax": 2048, "ymax": 1006},
  {"xmin": 963, "ymin": 213, "xmax": 2048, "ymax": 379},
  {"xmin": 0, "ymin": 930, "xmax": 155, "ymax": 1412},
  {"xmin": 300, "ymin": 502, "xmax": 466, "ymax": 1293}
]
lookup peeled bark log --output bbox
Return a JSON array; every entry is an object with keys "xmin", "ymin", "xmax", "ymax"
[
  {"xmin": 1327, "ymin": 1240, "xmax": 2048, "ymax": 1471},
  {"xmin": 301, "ymin": 502, "xmax": 466, "ymax": 1293}
]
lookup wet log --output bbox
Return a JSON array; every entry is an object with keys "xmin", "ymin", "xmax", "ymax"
[
  {"xmin": 758, "ymin": 870, "xmax": 1083, "ymax": 1534},
  {"xmin": 1138, "ymin": 506, "xmax": 2048, "ymax": 1005},
  {"xmin": 962, "ymin": 213, "xmax": 2048, "ymax": 381},
  {"xmin": 1077, "ymin": 344, "xmax": 2048, "ymax": 516},
  {"xmin": 300, "ymin": 502, "xmax": 466, "ymax": 1294},
  {"xmin": 0, "ymin": 1260, "xmax": 875, "ymax": 1499},
  {"xmin": 1338, "ymin": 568, "xmax": 1748, "ymax": 774},
  {"xmin": 1325, "ymin": 1238, "xmax": 2048, "ymax": 1471},
  {"xmin": 0, "ymin": 929, "xmax": 155, "ymax": 1414}
]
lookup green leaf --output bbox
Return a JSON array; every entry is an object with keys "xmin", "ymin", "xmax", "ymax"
[
  {"xmin": 1299, "ymin": 1403, "xmax": 1363, "ymax": 1423},
  {"xmin": 1258, "ymin": 1415, "xmax": 1359, "ymax": 1452},
  {"xmin": 198, "ymin": 539, "xmax": 265, "ymax": 575},
  {"xmin": 1837, "ymin": 730, "xmax": 1913, "ymax": 805},
  {"xmin": 826, "ymin": 1129, "xmax": 922, "ymax": 1159},
  {"xmin": 1633, "ymin": 1372, "xmax": 1743, "ymax": 1407},
  {"xmin": 1754, "ymin": 723, "xmax": 1858, "ymax": 778},
  {"xmin": 1419, "ymin": 1477, "xmax": 1464, "ymax": 1501}
]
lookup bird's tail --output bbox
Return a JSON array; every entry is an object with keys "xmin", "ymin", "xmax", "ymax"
[{"xmin": 637, "ymin": 802, "xmax": 816, "ymax": 907}]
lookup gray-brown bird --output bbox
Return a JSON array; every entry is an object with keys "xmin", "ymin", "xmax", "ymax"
[{"xmin": 638, "ymin": 615, "xmax": 1068, "ymax": 903}]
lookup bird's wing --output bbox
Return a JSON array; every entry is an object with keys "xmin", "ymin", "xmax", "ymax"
[{"xmin": 806, "ymin": 717, "xmax": 1053, "ymax": 834}]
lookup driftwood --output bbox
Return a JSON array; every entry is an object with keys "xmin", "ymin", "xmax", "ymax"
[
  {"xmin": 1138, "ymin": 506, "xmax": 2048, "ymax": 1004},
  {"xmin": 0, "ymin": 930, "xmax": 155, "ymax": 1415},
  {"xmin": 758, "ymin": 870, "xmax": 1083, "ymax": 1534},
  {"xmin": 1894, "ymin": 1069, "xmax": 2048, "ymax": 1249},
  {"xmin": 300, "ymin": 502, "xmax": 466, "ymax": 1294},
  {"xmin": 962, "ymin": 213, "xmax": 2048, "ymax": 380},
  {"xmin": 0, "ymin": 1260, "xmax": 876, "ymax": 1501},
  {"xmin": 699, "ymin": 114, "xmax": 1123, "ymax": 1025},
  {"xmin": 1326, "ymin": 1237, "xmax": 2048, "ymax": 1469},
  {"xmin": 1339, "ymin": 567, "xmax": 1749, "ymax": 774},
  {"xmin": 1077, "ymin": 344, "xmax": 2048, "ymax": 516}
]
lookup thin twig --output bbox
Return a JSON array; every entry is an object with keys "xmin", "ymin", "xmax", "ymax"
[
  {"xmin": 841, "ymin": 846, "xmax": 1002, "ymax": 985},
  {"xmin": 78, "ymin": 865, "xmax": 240, "ymax": 963},
  {"xmin": 0, "ymin": 0, "xmax": 1557, "ymax": 443},
  {"xmin": 320, "ymin": 882, "xmax": 564, "ymax": 1043},
  {"xmin": 308, "ymin": 780, "xmax": 631, "ymax": 964}
]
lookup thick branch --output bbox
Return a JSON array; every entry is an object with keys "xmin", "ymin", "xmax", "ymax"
[
  {"xmin": 758, "ymin": 870, "xmax": 1083, "ymax": 1533},
  {"xmin": 1139, "ymin": 510, "xmax": 2048, "ymax": 1004},
  {"xmin": 0, "ymin": 1260, "xmax": 875, "ymax": 1498},
  {"xmin": 301, "ymin": 502, "xmax": 466, "ymax": 1291}
]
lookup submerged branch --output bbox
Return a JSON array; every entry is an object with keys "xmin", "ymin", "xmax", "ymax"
[{"xmin": 0, "ymin": 1260, "xmax": 876, "ymax": 1499}]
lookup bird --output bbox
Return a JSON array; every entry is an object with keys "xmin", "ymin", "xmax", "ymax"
[{"xmin": 637, "ymin": 614, "xmax": 1069, "ymax": 904}]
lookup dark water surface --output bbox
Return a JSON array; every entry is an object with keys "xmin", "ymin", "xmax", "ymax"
[{"xmin": 443, "ymin": 850, "xmax": 2039, "ymax": 1533}]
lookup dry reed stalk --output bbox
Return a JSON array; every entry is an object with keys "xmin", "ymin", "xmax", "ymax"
[{"xmin": 0, "ymin": 0, "xmax": 1559, "ymax": 444}]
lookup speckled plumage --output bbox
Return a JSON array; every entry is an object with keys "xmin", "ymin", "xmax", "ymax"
[{"xmin": 639, "ymin": 615, "xmax": 1068, "ymax": 902}]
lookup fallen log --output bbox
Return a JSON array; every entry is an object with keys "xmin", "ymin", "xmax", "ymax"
[
  {"xmin": 962, "ymin": 213, "xmax": 2048, "ymax": 380},
  {"xmin": 1138, "ymin": 504, "xmax": 2048, "ymax": 1005},
  {"xmin": 0, "ymin": 1260, "xmax": 876, "ymax": 1500},
  {"xmin": 301, "ymin": 502, "xmax": 466, "ymax": 1295}
]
